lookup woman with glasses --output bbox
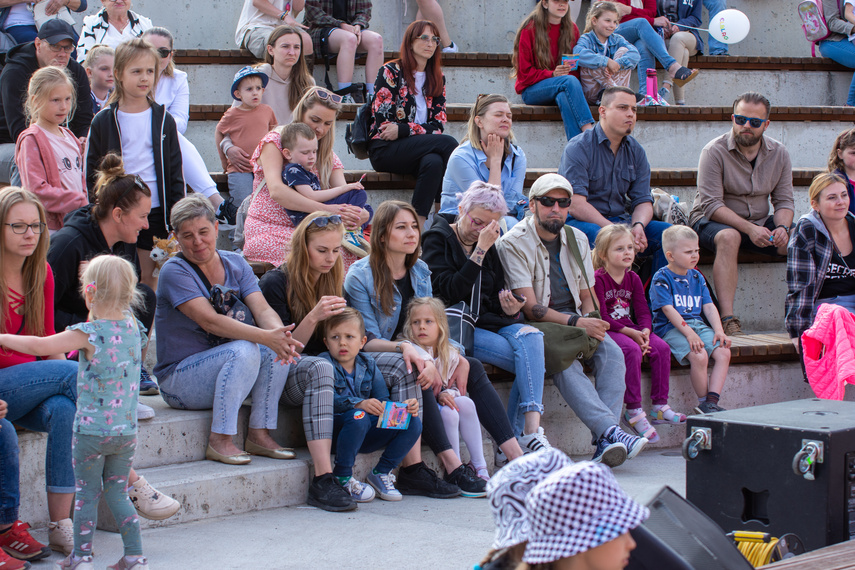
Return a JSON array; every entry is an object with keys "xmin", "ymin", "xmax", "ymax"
[
  {"xmin": 366, "ymin": 20, "xmax": 458, "ymax": 230},
  {"xmin": 76, "ymin": 0, "xmax": 153, "ymax": 62},
  {"xmin": 0, "ymin": 187, "xmax": 78, "ymax": 559},
  {"xmin": 438, "ymin": 94, "xmax": 527, "ymax": 229},
  {"xmin": 154, "ymin": 195, "xmax": 301, "ymax": 467},
  {"xmin": 243, "ymin": 87, "xmax": 371, "ymax": 270},
  {"xmin": 423, "ymin": 182, "xmax": 550, "ymax": 460}
]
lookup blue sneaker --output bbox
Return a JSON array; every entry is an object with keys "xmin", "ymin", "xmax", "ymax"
[
  {"xmin": 139, "ymin": 367, "xmax": 159, "ymax": 396},
  {"xmin": 367, "ymin": 470, "xmax": 402, "ymax": 501},
  {"xmin": 605, "ymin": 425, "xmax": 648, "ymax": 460},
  {"xmin": 592, "ymin": 437, "xmax": 627, "ymax": 467}
]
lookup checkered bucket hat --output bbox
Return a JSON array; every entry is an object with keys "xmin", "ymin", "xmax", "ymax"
[
  {"xmin": 486, "ymin": 448, "xmax": 573, "ymax": 550},
  {"xmin": 523, "ymin": 462, "xmax": 649, "ymax": 564}
]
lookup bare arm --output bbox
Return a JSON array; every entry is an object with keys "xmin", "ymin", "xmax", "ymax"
[
  {"xmin": 293, "ymin": 183, "xmax": 348, "ymax": 203},
  {"xmin": 0, "ymin": 330, "xmax": 92, "ymax": 360},
  {"xmin": 259, "ymin": 144, "xmax": 331, "ymax": 212},
  {"xmin": 214, "ymin": 130, "xmax": 228, "ymax": 172},
  {"xmin": 568, "ymin": 194, "xmax": 612, "ymax": 227},
  {"xmin": 514, "ymin": 286, "xmax": 571, "ymax": 325}
]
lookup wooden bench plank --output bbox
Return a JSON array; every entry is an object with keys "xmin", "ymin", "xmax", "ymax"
[{"xmin": 759, "ymin": 539, "xmax": 855, "ymax": 569}]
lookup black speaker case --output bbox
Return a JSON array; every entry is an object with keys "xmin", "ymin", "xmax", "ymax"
[{"xmin": 685, "ymin": 398, "xmax": 855, "ymax": 552}]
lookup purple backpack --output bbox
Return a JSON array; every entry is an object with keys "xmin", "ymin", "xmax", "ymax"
[{"xmin": 798, "ymin": 0, "xmax": 844, "ymax": 56}]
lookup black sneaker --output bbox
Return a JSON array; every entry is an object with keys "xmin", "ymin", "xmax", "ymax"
[
  {"xmin": 215, "ymin": 197, "xmax": 238, "ymax": 230},
  {"xmin": 444, "ymin": 464, "xmax": 487, "ymax": 498},
  {"xmin": 396, "ymin": 462, "xmax": 461, "ymax": 498},
  {"xmin": 307, "ymin": 473, "xmax": 357, "ymax": 512}
]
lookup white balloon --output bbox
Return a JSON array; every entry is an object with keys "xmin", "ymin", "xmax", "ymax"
[{"xmin": 708, "ymin": 9, "xmax": 750, "ymax": 45}]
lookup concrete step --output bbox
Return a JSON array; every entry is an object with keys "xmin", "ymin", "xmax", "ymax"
[{"xmin": 130, "ymin": 0, "xmax": 810, "ymax": 56}]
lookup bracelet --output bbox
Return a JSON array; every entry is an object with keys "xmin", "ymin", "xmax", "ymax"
[
  {"xmin": 632, "ymin": 221, "xmax": 645, "ymax": 230},
  {"xmin": 395, "ymin": 340, "xmax": 412, "ymax": 353},
  {"xmin": 567, "ymin": 314, "xmax": 580, "ymax": 327},
  {"xmin": 775, "ymin": 224, "xmax": 791, "ymax": 233},
  {"xmin": 279, "ymin": 11, "xmax": 288, "ymax": 20}
]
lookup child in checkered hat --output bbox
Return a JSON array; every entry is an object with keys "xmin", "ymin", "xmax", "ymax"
[{"xmin": 524, "ymin": 462, "xmax": 649, "ymax": 569}]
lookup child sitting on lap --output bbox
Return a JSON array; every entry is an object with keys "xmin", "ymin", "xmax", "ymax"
[
  {"xmin": 319, "ymin": 308, "xmax": 421, "ymax": 505},
  {"xmin": 650, "ymin": 225, "xmax": 732, "ymax": 415}
]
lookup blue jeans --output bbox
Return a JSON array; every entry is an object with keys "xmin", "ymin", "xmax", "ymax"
[
  {"xmin": 521, "ymin": 75, "xmax": 595, "ymax": 140},
  {"xmin": 473, "ymin": 324, "xmax": 545, "ymax": 436},
  {"xmin": 819, "ymin": 39, "xmax": 855, "ymax": 106},
  {"xmin": 332, "ymin": 410, "xmax": 422, "ymax": 477},
  {"xmin": 0, "ymin": 360, "xmax": 77, "ymax": 494},
  {"xmin": 159, "ymin": 340, "xmax": 290, "ymax": 435},
  {"xmin": 616, "ymin": 18, "xmax": 678, "ymax": 94},
  {"xmin": 4, "ymin": 25, "xmax": 37, "ymax": 45},
  {"xmin": 704, "ymin": 0, "xmax": 730, "ymax": 55},
  {"xmin": 227, "ymin": 172, "xmax": 254, "ymax": 209},
  {"xmin": 0, "ymin": 418, "xmax": 20, "ymax": 524},
  {"xmin": 818, "ymin": 294, "xmax": 855, "ymax": 314},
  {"xmin": 567, "ymin": 214, "xmax": 670, "ymax": 274}
]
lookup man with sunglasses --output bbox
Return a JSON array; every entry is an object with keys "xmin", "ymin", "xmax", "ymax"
[
  {"xmin": 0, "ymin": 20, "xmax": 93, "ymax": 184},
  {"xmin": 497, "ymin": 173, "xmax": 647, "ymax": 468},
  {"xmin": 559, "ymin": 86, "xmax": 669, "ymax": 274},
  {"xmin": 689, "ymin": 92, "xmax": 794, "ymax": 335}
]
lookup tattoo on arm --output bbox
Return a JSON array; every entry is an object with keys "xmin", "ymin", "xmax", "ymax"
[
  {"xmin": 471, "ymin": 247, "xmax": 486, "ymax": 266},
  {"xmin": 532, "ymin": 304, "xmax": 547, "ymax": 319}
]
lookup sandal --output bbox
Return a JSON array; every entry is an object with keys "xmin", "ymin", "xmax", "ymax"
[
  {"xmin": 649, "ymin": 404, "xmax": 687, "ymax": 425},
  {"xmin": 672, "ymin": 66, "xmax": 699, "ymax": 88},
  {"xmin": 622, "ymin": 410, "xmax": 659, "ymax": 443}
]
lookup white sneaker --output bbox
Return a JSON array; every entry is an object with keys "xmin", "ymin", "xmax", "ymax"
[
  {"xmin": 366, "ymin": 471, "xmax": 402, "ymax": 501},
  {"xmin": 107, "ymin": 556, "xmax": 149, "ymax": 570},
  {"xmin": 48, "ymin": 518, "xmax": 73, "ymax": 555},
  {"xmin": 341, "ymin": 477, "xmax": 375, "ymax": 503},
  {"xmin": 494, "ymin": 446, "xmax": 508, "ymax": 467},
  {"xmin": 128, "ymin": 476, "xmax": 180, "ymax": 520},
  {"xmin": 57, "ymin": 554, "xmax": 95, "ymax": 569},
  {"xmin": 441, "ymin": 41, "xmax": 458, "ymax": 53},
  {"xmin": 518, "ymin": 427, "xmax": 552, "ymax": 454},
  {"xmin": 136, "ymin": 402, "xmax": 155, "ymax": 421}
]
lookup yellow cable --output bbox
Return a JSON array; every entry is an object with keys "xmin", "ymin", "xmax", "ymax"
[{"xmin": 736, "ymin": 536, "xmax": 778, "ymax": 566}]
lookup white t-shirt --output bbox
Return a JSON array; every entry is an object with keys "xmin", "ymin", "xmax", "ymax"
[
  {"xmin": 4, "ymin": 4, "xmax": 34, "ymax": 28},
  {"xmin": 413, "ymin": 71, "xmax": 427, "ymax": 125},
  {"xmin": 40, "ymin": 126, "xmax": 84, "ymax": 196},
  {"xmin": 116, "ymin": 108, "xmax": 159, "ymax": 207},
  {"xmin": 235, "ymin": 0, "xmax": 288, "ymax": 46}
]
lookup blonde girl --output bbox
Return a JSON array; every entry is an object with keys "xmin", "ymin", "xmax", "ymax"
[
  {"xmin": 85, "ymin": 38, "xmax": 185, "ymax": 291},
  {"xmin": 402, "ymin": 297, "xmax": 491, "ymax": 484},
  {"xmin": 827, "ymin": 127, "xmax": 855, "ymax": 215},
  {"xmin": 0, "ymin": 254, "xmax": 150, "ymax": 570},
  {"xmin": 14, "ymin": 66, "xmax": 88, "ymax": 233},
  {"xmin": 592, "ymin": 224, "xmax": 685, "ymax": 445},
  {"xmin": 82, "ymin": 45, "xmax": 115, "ymax": 113},
  {"xmin": 574, "ymin": 2, "xmax": 639, "ymax": 103}
]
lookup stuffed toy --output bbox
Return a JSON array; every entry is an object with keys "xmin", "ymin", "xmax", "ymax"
[{"xmin": 150, "ymin": 233, "xmax": 179, "ymax": 278}]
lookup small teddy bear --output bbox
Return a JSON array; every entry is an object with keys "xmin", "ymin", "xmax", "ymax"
[{"xmin": 150, "ymin": 233, "xmax": 179, "ymax": 279}]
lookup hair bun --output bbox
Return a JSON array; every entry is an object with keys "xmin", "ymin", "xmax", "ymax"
[{"xmin": 97, "ymin": 153, "xmax": 125, "ymax": 179}]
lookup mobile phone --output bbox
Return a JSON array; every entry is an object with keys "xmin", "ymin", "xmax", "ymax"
[{"xmin": 511, "ymin": 292, "xmax": 525, "ymax": 303}]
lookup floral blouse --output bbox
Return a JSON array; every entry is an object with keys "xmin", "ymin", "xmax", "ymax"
[{"xmin": 368, "ymin": 61, "xmax": 448, "ymax": 140}]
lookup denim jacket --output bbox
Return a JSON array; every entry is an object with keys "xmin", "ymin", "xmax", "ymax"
[
  {"xmin": 574, "ymin": 31, "xmax": 640, "ymax": 70},
  {"xmin": 344, "ymin": 257, "xmax": 433, "ymax": 341},
  {"xmin": 318, "ymin": 352, "xmax": 390, "ymax": 413}
]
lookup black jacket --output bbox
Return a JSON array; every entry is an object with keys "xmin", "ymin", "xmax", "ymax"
[
  {"xmin": 47, "ymin": 205, "xmax": 141, "ymax": 331},
  {"xmin": 85, "ymin": 102, "xmax": 185, "ymax": 231},
  {"xmin": 421, "ymin": 215, "xmax": 523, "ymax": 332},
  {"xmin": 0, "ymin": 42, "xmax": 93, "ymax": 143}
]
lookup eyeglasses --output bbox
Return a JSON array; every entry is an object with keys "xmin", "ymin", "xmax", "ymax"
[
  {"xmin": 465, "ymin": 211, "xmax": 488, "ymax": 230},
  {"xmin": 155, "ymin": 47, "xmax": 172, "ymax": 58},
  {"xmin": 310, "ymin": 215, "xmax": 343, "ymax": 228},
  {"xmin": 314, "ymin": 89, "xmax": 343, "ymax": 104},
  {"xmin": 5, "ymin": 222, "xmax": 46, "ymax": 235},
  {"xmin": 415, "ymin": 34, "xmax": 441, "ymax": 44},
  {"xmin": 47, "ymin": 43, "xmax": 74, "ymax": 53},
  {"xmin": 534, "ymin": 196, "xmax": 571, "ymax": 208},
  {"xmin": 733, "ymin": 115, "xmax": 768, "ymax": 128}
]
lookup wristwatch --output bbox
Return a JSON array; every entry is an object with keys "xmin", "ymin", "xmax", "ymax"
[{"xmin": 395, "ymin": 340, "xmax": 412, "ymax": 353}]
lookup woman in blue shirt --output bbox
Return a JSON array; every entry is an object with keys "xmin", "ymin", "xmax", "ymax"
[{"xmin": 439, "ymin": 94, "xmax": 527, "ymax": 229}]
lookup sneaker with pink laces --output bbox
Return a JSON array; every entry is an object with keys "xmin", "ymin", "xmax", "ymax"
[
  {"xmin": 0, "ymin": 521, "xmax": 50, "ymax": 561},
  {"xmin": 107, "ymin": 556, "xmax": 148, "ymax": 570}
]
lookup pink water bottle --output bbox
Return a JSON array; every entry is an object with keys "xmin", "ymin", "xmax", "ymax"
[{"xmin": 645, "ymin": 68, "xmax": 659, "ymax": 100}]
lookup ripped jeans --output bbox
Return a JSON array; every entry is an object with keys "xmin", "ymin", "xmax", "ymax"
[{"xmin": 473, "ymin": 324, "xmax": 546, "ymax": 436}]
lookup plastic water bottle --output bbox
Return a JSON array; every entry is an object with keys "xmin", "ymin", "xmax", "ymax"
[
  {"xmin": 671, "ymin": 195, "xmax": 680, "ymax": 203},
  {"xmin": 644, "ymin": 69, "xmax": 659, "ymax": 106}
]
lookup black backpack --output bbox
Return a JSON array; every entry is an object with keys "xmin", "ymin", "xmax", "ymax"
[{"xmin": 345, "ymin": 99, "xmax": 372, "ymax": 160}]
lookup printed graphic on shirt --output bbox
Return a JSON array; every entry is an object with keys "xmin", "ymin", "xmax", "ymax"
[
  {"xmin": 825, "ymin": 262, "xmax": 855, "ymax": 281},
  {"xmin": 609, "ymin": 297, "xmax": 631, "ymax": 320}
]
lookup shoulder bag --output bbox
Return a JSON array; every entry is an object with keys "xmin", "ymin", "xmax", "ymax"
[{"xmin": 446, "ymin": 270, "xmax": 481, "ymax": 355}]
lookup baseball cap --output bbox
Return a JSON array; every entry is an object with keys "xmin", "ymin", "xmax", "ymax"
[
  {"xmin": 231, "ymin": 66, "xmax": 269, "ymax": 100},
  {"xmin": 37, "ymin": 20, "xmax": 77, "ymax": 45},
  {"xmin": 529, "ymin": 173, "xmax": 573, "ymax": 199},
  {"xmin": 523, "ymin": 462, "xmax": 649, "ymax": 564}
]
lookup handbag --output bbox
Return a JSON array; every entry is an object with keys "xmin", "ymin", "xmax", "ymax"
[
  {"xmin": 446, "ymin": 271, "xmax": 481, "ymax": 355},
  {"xmin": 31, "ymin": 3, "xmax": 77, "ymax": 30},
  {"xmin": 177, "ymin": 253, "xmax": 255, "ymax": 347},
  {"xmin": 526, "ymin": 226, "xmax": 602, "ymax": 376},
  {"xmin": 345, "ymin": 99, "xmax": 373, "ymax": 160}
]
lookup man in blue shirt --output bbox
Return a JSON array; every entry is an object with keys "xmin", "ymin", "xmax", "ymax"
[{"xmin": 559, "ymin": 86, "xmax": 669, "ymax": 272}]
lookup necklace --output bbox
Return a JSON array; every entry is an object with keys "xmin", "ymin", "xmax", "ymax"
[{"xmin": 452, "ymin": 223, "xmax": 476, "ymax": 249}]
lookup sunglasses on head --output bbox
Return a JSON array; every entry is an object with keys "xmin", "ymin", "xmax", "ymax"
[
  {"xmin": 156, "ymin": 47, "xmax": 172, "ymax": 58},
  {"xmin": 314, "ymin": 89, "xmax": 343, "ymax": 104},
  {"xmin": 733, "ymin": 115, "xmax": 767, "ymax": 128},
  {"xmin": 310, "ymin": 215, "xmax": 343, "ymax": 228},
  {"xmin": 534, "ymin": 196, "xmax": 571, "ymax": 208}
]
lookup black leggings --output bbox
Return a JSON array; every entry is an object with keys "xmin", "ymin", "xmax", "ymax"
[
  {"xmin": 368, "ymin": 133, "xmax": 458, "ymax": 217},
  {"xmin": 420, "ymin": 356, "xmax": 515, "ymax": 455}
]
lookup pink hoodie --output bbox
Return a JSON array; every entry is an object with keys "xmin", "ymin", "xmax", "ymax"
[
  {"xmin": 802, "ymin": 303, "xmax": 855, "ymax": 400},
  {"xmin": 15, "ymin": 125, "xmax": 88, "ymax": 230}
]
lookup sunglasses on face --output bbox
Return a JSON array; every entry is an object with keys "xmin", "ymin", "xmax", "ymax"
[
  {"xmin": 314, "ymin": 89, "xmax": 343, "ymax": 104},
  {"xmin": 5, "ymin": 222, "xmax": 46, "ymax": 235},
  {"xmin": 310, "ymin": 215, "xmax": 343, "ymax": 228},
  {"xmin": 416, "ymin": 34, "xmax": 441, "ymax": 44},
  {"xmin": 156, "ymin": 47, "xmax": 172, "ymax": 58},
  {"xmin": 733, "ymin": 115, "xmax": 768, "ymax": 128},
  {"xmin": 534, "ymin": 196, "xmax": 571, "ymax": 208}
]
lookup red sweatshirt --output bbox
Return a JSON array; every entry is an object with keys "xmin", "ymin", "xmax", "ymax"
[
  {"xmin": 614, "ymin": 0, "xmax": 657, "ymax": 25},
  {"xmin": 515, "ymin": 21, "xmax": 581, "ymax": 94},
  {"xmin": 0, "ymin": 263, "xmax": 56, "ymax": 368}
]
